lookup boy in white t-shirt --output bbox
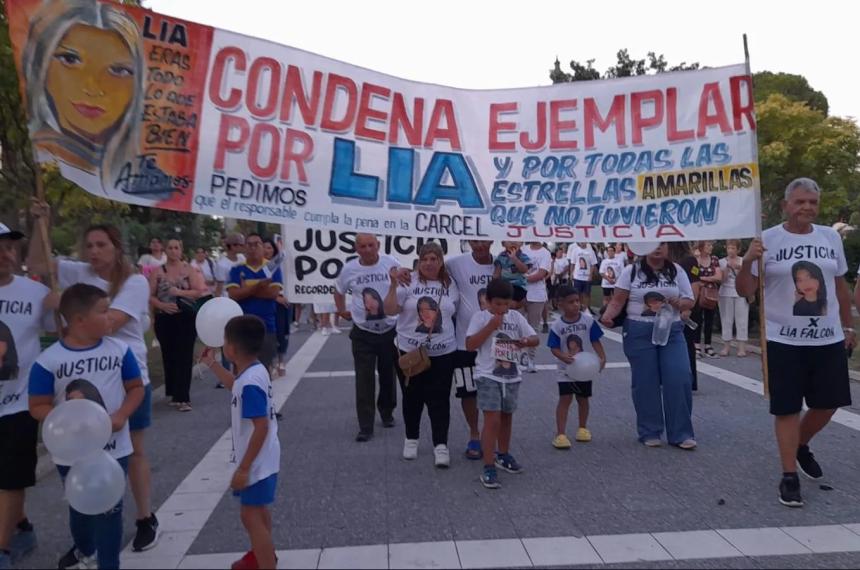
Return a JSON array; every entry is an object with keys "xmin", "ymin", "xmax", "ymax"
[
  {"xmin": 466, "ymin": 279, "xmax": 538, "ymax": 490},
  {"xmin": 201, "ymin": 316, "xmax": 280, "ymax": 570},
  {"xmin": 28, "ymin": 284, "xmax": 144, "ymax": 570},
  {"xmin": 547, "ymin": 285, "xmax": 606, "ymax": 449}
]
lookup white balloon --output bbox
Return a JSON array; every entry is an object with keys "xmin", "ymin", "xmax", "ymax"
[
  {"xmin": 65, "ymin": 451, "xmax": 126, "ymax": 515},
  {"xmin": 565, "ymin": 352, "xmax": 601, "ymax": 381},
  {"xmin": 195, "ymin": 297, "xmax": 244, "ymax": 347},
  {"xmin": 43, "ymin": 399, "xmax": 112, "ymax": 465},
  {"xmin": 628, "ymin": 242, "xmax": 661, "ymax": 257}
]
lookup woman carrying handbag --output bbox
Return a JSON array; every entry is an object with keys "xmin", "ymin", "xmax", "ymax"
[{"xmin": 385, "ymin": 243, "xmax": 459, "ymax": 468}]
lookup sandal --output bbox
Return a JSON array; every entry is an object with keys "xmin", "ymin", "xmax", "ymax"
[
  {"xmin": 465, "ymin": 439, "xmax": 482, "ymax": 460},
  {"xmin": 177, "ymin": 402, "xmax": 192, "ymax": 412},
  {"xmin": 704, "ymin": 346, "xmax": 718, "ymax": 358}
]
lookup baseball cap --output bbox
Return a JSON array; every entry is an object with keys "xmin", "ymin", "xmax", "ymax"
[
  {"xmin": 224, "ymin": 233, "xmax": 245, "ymax": 246},
  {"xmin": 0, "ymin": 223, "xmax": 25, "ymax": 240}
]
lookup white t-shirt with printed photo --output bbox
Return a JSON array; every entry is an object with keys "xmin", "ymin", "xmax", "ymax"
[
  {"xmin": 615, "ymin": 263, "xmax": 694, "ymax": 323},
  {"xmin": 552, "ymin": 258, "xmax": 571, "ymax": 282},
  {"xmin": 446, "ymin": 254, "xmax": 495, "ymax": 351},
  {"xmin": 599, "ymin": 257, "xmax": 625, "ymax": 289},
  {"xmin": 231, "ymin": 362, "xmax": 280, "ymax": 487},
  {"xmin": 547, "ymin": 312, "xmax": 604, "ymax": 382},
  {"xmin": 466, "ymin": 309, "xmax": 536, "ymax": 384},
  {"xmin": 524, "ymin": 246, "xmax": 552, "ymax": 303},
  {"xmin": 0, "ymin": 276, "xmax": 53, "ymax": 417},
  {"xmin": 752, "ymin": 224, "xmax": 847, "ymax": 346},
  {"xmin": 395, "ymin": 275, "xmax": 459, "ymax": 357},
  {"xmin": 568, "ymin": 246, "xmax": 597, "ymax": 282},
  {"xmin": 29, "ymin": 337, "xmax": 141, "ymax": 465},
  {"xmin": 58, "ymin": 260, "xmax": 151, "ymax": 386},
  {"xmin": 335, "ymin": 255, "xmax": 400, "ymax": 334}
]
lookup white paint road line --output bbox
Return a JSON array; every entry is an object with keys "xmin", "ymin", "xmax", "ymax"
[
  {"xmin": 121, "ymin": 332, "xmax": 330, "ymax": 568},
  {"xmin": 174, "ymin": 522, "xmax": 860, "ymax": 568}
]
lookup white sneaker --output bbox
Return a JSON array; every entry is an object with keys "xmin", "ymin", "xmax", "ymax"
[
  {"xmin": 527, "ymin": 359, "xmax": 537, "ymax": 373},
  {"xmin": 330, "ymin": 326, "xmax": 342, "ymax": 335},
  {"xmin": 434, "ymin": 444, "xmax": 450, "ymax": 468},
  {"xmin": 321, "ymin": 327, "xmax": 331, "ymax": 337},
  {"xmin": 290, "ymin": 323, "xmax": 299, "ymax": 334},
  {"xmin": 403, "ymin": 439, "xmax": 419, "ymax": 460}
]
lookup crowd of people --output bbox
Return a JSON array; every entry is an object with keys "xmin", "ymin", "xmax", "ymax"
[{"xmin": 0, "ymin": 178, "xmax": 858, "ymax": 568}]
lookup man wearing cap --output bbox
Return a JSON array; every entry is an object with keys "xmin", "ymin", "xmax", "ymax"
[
  {"xmin": 0, "ymin": 225, "xmax": 53, "ymax": 567},
  {"xmin": 737, "ymin": 177, "xmax": 856, "ymax": 508},
  {"xmin": 214, "ymin": 234, "xmax": 246, "ymax": 298}
]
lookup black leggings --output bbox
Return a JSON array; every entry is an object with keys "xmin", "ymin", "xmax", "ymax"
[
  {"xmin": 396, "ymin": 351, "xmax": 456, "ymax": 446},
  {"xmin": 692, "ymin": 306, "xmax": 715, "ymax": 345},
  {"xmin": 154, "ymin": 311, "xmax": 197, "ymax": 403}
]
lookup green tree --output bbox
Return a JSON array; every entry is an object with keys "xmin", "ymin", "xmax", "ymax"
[
  {"xmin": 551, "ymin": 49, "xmax": 699, "ymax": 84},
  {"xmin": 753, "ymin": 71, "xmax": 829, "ymax": 116}
]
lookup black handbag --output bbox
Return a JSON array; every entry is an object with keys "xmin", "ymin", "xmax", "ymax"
[{"xmin": 177, "ymin": 294, "xmax": 213, "ymax": 315}]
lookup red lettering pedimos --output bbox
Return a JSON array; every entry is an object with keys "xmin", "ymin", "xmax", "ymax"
[
  {"xmin": 207, "ymin": 46, "xmax": 462, "ymax": 150},
  {"xmin": 489, "ymin": 77, "xmax": 755, "ymax": 151}
]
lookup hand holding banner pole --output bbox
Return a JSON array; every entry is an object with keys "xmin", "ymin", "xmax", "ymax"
[{"xmin": 743, "ymin": 33, "xmax": 769, "ymax": 397}]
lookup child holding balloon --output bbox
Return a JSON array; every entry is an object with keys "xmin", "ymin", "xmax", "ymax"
[
  {"xmin": 200, "ymin": 315, "xmax": 280, "ymax": 570},
  {"xmin": 548, "ymin": 284, "xmax": 606, "ymax": 450},
  {"xmin": 28, "ymin": 284, "xmax": 144, "ymax": 570}
]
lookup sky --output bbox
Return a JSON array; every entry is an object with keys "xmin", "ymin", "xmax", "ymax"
[{"xmin": 147, "ymin": 0, "xmax": 859, "ymax": 123}]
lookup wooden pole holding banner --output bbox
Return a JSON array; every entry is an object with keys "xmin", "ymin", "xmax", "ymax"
[{"xmin": 743, "ymin": 34, "xmax": 769, "ymax": 397}]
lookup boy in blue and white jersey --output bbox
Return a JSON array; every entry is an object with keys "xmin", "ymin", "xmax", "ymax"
[
  {"xmin": 28, "ymin": 284, "xmax": 143, "ymax": 570},
  {"xmin": 201, "ymin": 315, "xmax": 280, "ymax": 570}
]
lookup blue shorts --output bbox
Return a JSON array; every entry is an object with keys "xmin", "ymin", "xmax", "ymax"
[
  {"xmin": 233, "ymin": 473, "xmax": 278, "ymax": 506},
  {"xmin": 573, "ymin": 280, "xmax": 592, "ymax": 294},
  {"xmin": 129, "ymin": 384, "xmax": 152, "ymax": 432}
]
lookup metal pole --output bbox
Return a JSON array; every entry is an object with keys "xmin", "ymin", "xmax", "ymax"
[{"xmin": 743, "ymin": 33, "xmax": 769, "ymax": 397}]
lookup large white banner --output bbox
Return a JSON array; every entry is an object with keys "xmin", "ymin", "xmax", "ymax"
[{"xmin": 9, "ymin": 0, "xmax": 760, "ymax": 242}]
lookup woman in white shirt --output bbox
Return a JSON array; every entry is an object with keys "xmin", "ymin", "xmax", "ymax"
[
  {"xmin": 190, "ymin": 247, "xmax": 217, "ymax": 295},
  {"xmin": 601, "ymin": 243, "xmax": 696, "ymax": 450},
  {"xmin": 384, "ymin": 242, "xmax": 459, "ymax": 468},
  {"xmin": 718, "ymin": 240, "xmax": 748, "ymax": 357}
]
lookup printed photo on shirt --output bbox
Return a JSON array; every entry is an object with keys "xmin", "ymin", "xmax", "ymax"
[
  {"xmin": 641, "ymin": 292, "xmax": 666, "ymax": 317},
  {"xmin": 362, "ymin": 288, "xmax": 385, "ymax": 321},
  {"xmin": 415, "ymin": 296, "xmax": 442, "ymax": 334},
  {"xmin": 566, "ymin": 334, "xmax": 583, "ymax": 356},
  {"xmin": 606, "ymin": 266, "xmax": 616, "ymax": 281},
  {"xmin": 0, "ymin": 320, "xmax": 19, "ymax": 381},
  {"xmin": 477, "ymin": 288, "xmax": 488, "ymax": 311},
  {"xmin": 64, "ymin": 378, "xmax": 107, "ymax": 409},
  {"xmin": 792, "ymin": 261, "xmax": 827, "ymax": 317},
  {"xmin": 492, "ymin": 333, "xmax": 519, "ymax": 378},
  {"xmin": 578, "ymin": 257, "xmax": 587, "ymax": 270}
]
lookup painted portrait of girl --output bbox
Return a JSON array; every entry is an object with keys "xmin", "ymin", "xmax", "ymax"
[
  {"xmin": 22, "ymin": 0, "xmax": 145, "ymax": 196},
  {"xmin": 791, "ymin": 261, "xmax": 827, "ymax": 317}
]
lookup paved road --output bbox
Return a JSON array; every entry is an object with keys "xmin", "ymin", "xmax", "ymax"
[{"xmin": 15, "ymin": 319, "xmax": 860, "ymax": 569}]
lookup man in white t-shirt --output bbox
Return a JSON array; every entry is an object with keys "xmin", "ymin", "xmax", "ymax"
[
  {"xmin": 0, "ymin": 225, "xmax": 52, "ymax": 567},
  {"xmin": 522, "ymin": 243, "xmax": 551, "ymax": 371},
  {"xmin": 215, "ymin": 234, "xmax": 246, "ymax": 298},
  {"xmin": 334, "ymin": 234, "xmax": 400, "ymax": 442},
  {"xmin": 568, "ymin": 243, "xmax": 598, "ymax": 312},
  {"xmin": 446, "ymin": 241, "xmax": 495, "ymax": 459},
  {"xmin": 598, "ymin": 245, "xmax": 625, "ymax": 307},
  {"xmin": 738, "ymin": 178, "xmax": 856, "ymax": 509}
]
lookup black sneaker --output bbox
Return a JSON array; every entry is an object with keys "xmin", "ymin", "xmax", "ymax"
[
  {"xmin": 355, "ymin": 431, "xmax": 373, "ymax": 442},
  {"xmin": 778, "ymin": 474, "xmax": 804, "ymax": 508},
  {"xmin": 382, "ymin": 417, "xmax": 395, "ymax": 428},
  {"xmin": 132, "ymin": 513, "xmax": 160, "ymax": 552},
  {"xmin": 796, "ymin": 445, "xmax": 823, "ymax": 480},
  {"xmin": 58, "ymin": 546, "xmax": 95, "ymax": 569}
]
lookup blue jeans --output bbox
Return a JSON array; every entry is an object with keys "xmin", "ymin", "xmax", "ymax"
[
  {"xmin": 57, "ymin": 455, "xmax": 130, "ymax": 570},
  {"xmin": 622, "ymin": 320, "xmax": 694, "ymax": 444}
]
